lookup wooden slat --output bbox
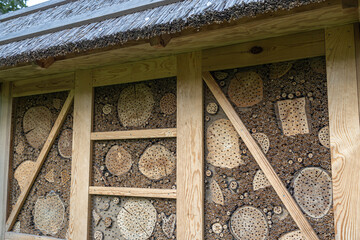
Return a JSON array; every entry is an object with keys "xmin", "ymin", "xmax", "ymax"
[
  {"xmin": 5, "ymin": 232, "xmax": 64, "ymax": 240},
  {"xmin": 0, "ymin": 83, "xmax": 12, "ymax": 239},
  {"xmin": 89, "ymin": 187, "xmax": 176, "ymax": 199},
  {"xmin": 176, "ymin": 52, "xmax": 204, "ymax": 240},
  {"xmin": 11, "ymin": 72, "xmax": 74, "ymax": 97},
  {"xmin": 325, "ymin": 24, "xmax": 360, "ymax": 240},
  {"xmin": 202, "ymin": 72, "xmax": 319, "ymax": 240},
  {"xmin": 203, "ymin": 30, "xmax": 325, "ymax": 72},
  {"xmin": 68, "ymin": 70, "xmax": 93, "ymax": 240},
  {"xmin": 91, "ymin": 128, "xmax": 177, "ymax": 140},
  {"xmin": 5, "ymin": 90, "xmax": 74, "ymax": 231},
  {"xmin": 92, "ymin": 56, "xmax": 176, "ymax": 87}
]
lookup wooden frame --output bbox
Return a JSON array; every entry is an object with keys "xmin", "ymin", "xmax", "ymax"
[{"xmin": 1, "ymin": 23, "xmax": 360, "ymax": 239}]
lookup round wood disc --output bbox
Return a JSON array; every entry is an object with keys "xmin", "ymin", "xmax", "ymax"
[
  {"xmin": 105, "ymin": 145, "xmax": 132, "ymax": 177},
  {"xmin": 139, "ymin": 144, "xmax": 176, "ymax": 180},
  {"xmin": 160, "ymin": 93, "xmax": 176, "ymax": 115},
  {"xmin": 230, "ymin": 206, "xmax": 268, "ymax": 240},
  {"xmin": 252, "ymin": 133, "xmax": 270, "ymax": 154},
  {"xmin": 117, "ymin": 198, "xmax": 157, "ymax": 240},
  {"xmin": 14, "ymin": 160, "xmax": 35, "ymax": 193},
  {"xmin": 228, "ymin": 71, "xmax": 263, "ymax": 107},
  {"xmin": 58, "ymin": 129, "xmax": 72, "ymax": 158},
  {"xmin": 318, "ymin": 126, "xmax": 330, "ymax": 148},
  {"xmin": 34, "ymin": 193, "xmax": 65, "ymax": 236},
  {"xmin": 23, "ymin": 106, "xmax": 52, "ymax": 149},
  {"xmin": 253, "ymin": 170, "xmax": 271, "ymax": 191},
  {"xmin": 293, "ymin": 167, "xmax": 332, "ymax": 219},
  {"xmin": 117, "ymin": 84, "xmax": 154, "ymax": 127},
  {"xmin": 279, "ymin": 230, "xmax": 305, "ymax": 240},
  {"xmin": 269, "ymin": 61, "xmax": 293, "ymax": 79},
  {"xmin": 206, "ymin": 119, "xmax": 243, "ymax": 169}
]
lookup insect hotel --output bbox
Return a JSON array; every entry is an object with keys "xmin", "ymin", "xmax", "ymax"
[{"xmin": 0, "ymin": 0, "xmax": 359, "ymax": 239}]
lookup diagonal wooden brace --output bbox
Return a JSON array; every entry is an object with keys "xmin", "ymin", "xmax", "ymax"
[
  {"xmin": 6, "ymin": 90, "xmax": 74, "ymax": 231},
  {"xmin": 202, "ymin": 72, "xmax": 319, "ymax": 240}
]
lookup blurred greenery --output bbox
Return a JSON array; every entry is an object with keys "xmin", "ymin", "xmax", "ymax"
[{"xmin": 1, "ymin": 0, "xmax": 27, "ymax": 14}]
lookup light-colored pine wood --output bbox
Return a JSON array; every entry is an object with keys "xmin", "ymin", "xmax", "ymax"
[
  {"xmin": 203, "ymin": 72, "xmax": 319, "ymax": 240},
  {"xmin": 68, "ymin": 70, "xmax": 93, "ymax": 240},
  {"xmin": 325, "ymin": 24, "xmax": 360, "ymax": 240},
  {"xmin": 12, "ymin": 72, "xmax": 74, "ymax": 97},
  {"xmin": 92, "ymin": 56, "xmax": 176, "ymax": 87},
  {"xmin": 5, "ymin": 90, "xmax": 74, "ymax": 232},
  {"xmin": 203, "ymin": 30, "xmax": 325, "ymax": 72},
  {"xmin": 176, "ymin": 52, "xmax": 204, "ymax": 240},
  {"xmin": 91, "ymin": 128, "xmax": 177, "ymax": 140},
  {"xmin": 89, "ymin": 187, "xmax": 176, "ymax": 199},
  {"xmin": 5, "ymin": 232, "xmax": 64, "ymax": 240},
  {"xmin": 1, "ymin": 1, "xmax": 357, "ymax": 83},
  {"xmin": 0, "ymin": 83, "xmax": 12, "ymax": 239}
]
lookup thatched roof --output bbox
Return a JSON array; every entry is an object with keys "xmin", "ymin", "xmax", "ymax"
[{"xmin": 0, "ymin": 0, "xmax": 324, "ymax": 67}]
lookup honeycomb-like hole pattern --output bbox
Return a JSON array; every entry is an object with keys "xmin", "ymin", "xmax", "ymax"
[
  {"xmin": 293, "ymin": 167, "xmax": 332, "ymax": 219},
  {"xmin": 209, "ymin": 179, "xmax": 224, "ymax": 205},
  {"xmin": 318, "ymin": 126, "xmax": 330, "ymax": 148},
  {"xmin": 206, "ymin": 102, "xmax": 218, "ymax": 115},
  {"xmin": 230, "ymin": 206, "xmax": 268, "ymax": 240},
  {"xmin": 228, "ymin": 71, "xmax": 263, "ymax": 107},
  {"xmin": 279, "ymin": 230, "xmax": 305, "ymax": 240},
  {"xmin": 23, "ymin": 106, "xmax": 52, "ymax": 149},
  {"xmin": 276, "ymin": 97, "xmax": 310, "ymax": 136},
  {"xmin": 253, "ymin": 170, "xmax": 271, "ymax": 191},
  {"xmin": 34, "ymin": 193, "xmax": 65, "ymax": 236},
  {"xmin": 160, "ymin": 93, "xmax": 176, "ymax": 115},
  {"xmin": 139, "ymin": 144, "xmax": 176, "ymax": 180},
  {"xmin": 14, "ymin": 161, "xmax": 35, "ymax": 193},
  {"xmin": 252, "ymin": 133, "xmax": 270, "ymax": 154},
  {"xmin": 206, "ymin": 119, "xmax": 243, "ymax": 169},
  {"xmin": 105, "ymin": 145, "xmax": 132, "ymax": 177},
  {"xmin": 117, "ymin": 83, "xmax": 155, "ymax": 127}
]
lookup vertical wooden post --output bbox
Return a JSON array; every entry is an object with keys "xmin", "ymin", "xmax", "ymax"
[
  {"xmin": 0, "ymin": 82, "xmax": 12, "ymax": 239},
  {"xmin": 325, "ymin": 24, "xmax": 360, "ymax": 239},
  {"xmin": 176, "ymin": 51, "xmax": 204, "ymax": 239},
  {"xmin": 69, "ymin": 70, "xmax": 93, "ymax": 240}
]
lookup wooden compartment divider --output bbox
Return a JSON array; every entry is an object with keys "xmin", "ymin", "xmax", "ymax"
[
  {"xmin": 5, "ymin": 90, "xmax": 74, "ymax": 232},
  {"xmin": 90, "ymin": 128, "xmax": 177, "ymax": 140},
  {"xmin": 202, "ymin": 71, "xmax": 319, "ymax": 240},
  {"xmin": 89, "ymin": 186, "xmax": 176, "ymax": 199},
  {"xmin": 5, "ymin": 232, "xmax": 64, "ymax": 240}
]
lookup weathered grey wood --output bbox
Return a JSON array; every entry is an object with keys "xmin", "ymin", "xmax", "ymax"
[{"xmin": 0, "ymin": 0, "xmax": 182, "ymax": 45}]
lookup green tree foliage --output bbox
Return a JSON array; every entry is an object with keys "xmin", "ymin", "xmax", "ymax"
[{"xmin": 0, "ymin": 0, "xmax": 27, "ymax": 14}]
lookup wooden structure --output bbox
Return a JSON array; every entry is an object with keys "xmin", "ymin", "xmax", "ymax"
[{"xmin": 0, "ymin": 0, "xmax": 359, "ymax": 239}]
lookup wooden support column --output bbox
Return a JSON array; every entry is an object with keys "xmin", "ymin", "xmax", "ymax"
[
  {"xmin": 176, "ymin": 52, "xmax": 204, "ymax": 240},
  {"xmin": 325, "ymin": 24, "xmax": 360, "ymax": 239},
  {"xmin": 69, "ymin": 70, "xmax": 93, "ymax": 240},
  {"xmin": 0, "ymin": 82, "xmax": 12, "ymax": 239}
]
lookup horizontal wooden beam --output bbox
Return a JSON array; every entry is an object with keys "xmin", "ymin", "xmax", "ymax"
[
  {"xmin": 12, "ymin": 72, "xmax": 74, "ymax": 97},
  {"xmin": 202, "ymin": 72, "xmax": 319, "ymax": 240},
  {"xmin": 92, "ymin": 56, "xmax": 176, "ymax": 87},
  {"xmin": 89, "ymin": 187, "xmax": 176, "ymax": 199},
  {"xmin": 202, "ymin": 30, "xmax": 325, "ymax": 71},
  {"xmin": 6, "ymin": 90, "xmax": 74, "ymax": 231},
  {"xmin": 91, "ymin": 128, "xmax": 177, "ymax": 141},
  {"xmin": 5, "ymin": 232, "xmax": 64, "ymax": 240}
]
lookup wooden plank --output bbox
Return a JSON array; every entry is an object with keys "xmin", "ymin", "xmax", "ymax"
[
  {"xmin": 354, "ymin": 23, "xmax": 360, "ymax": 119},
  {"xmin": 5, "ymin": 90, "xmax": 74, "ymax": 231},
  {"xmin": 91, "ymin": 128, "xmax": 177, "ymax": 140},
  {"xmin": 202, "ymin": 72, "xmax": 319, "ymax": 240},
  {"xmin": 203, "ymin": 30, "xmax": 325, "ymax": 71},
  {"xmin": 176, "ymin": 52, "xmax": 204, "ymax": 240},
  {"xmin": 0, "ymin": 82, "xmax": 12, "ymax": 239},
  {"xmin": 12, "ymin": 72, "xmax": 74, "ymax": 97},
  {"xmin": 1, "ymin": 1, "xmax": 357, "ymax": 83},
  {"xmin": 92, "ymin": 56, "xmax": 176, "ymax": 87},
  {"xmin": 325, "ymin": 24, "xmax": 360, "ymax": 240},
  {"xmin": 89, "ymin": 187, "xmax": 176, "ymax": 199},
  {"xmin": 5, "ymin": 232, "xmax": 64, "ymax": 240},
  {"xmin": 68, "ymin": 70, "xmax": 93, "ymax": 240}
]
